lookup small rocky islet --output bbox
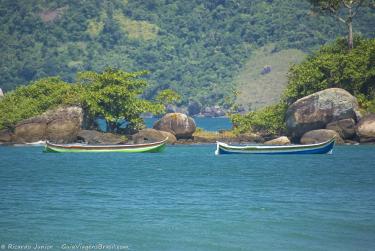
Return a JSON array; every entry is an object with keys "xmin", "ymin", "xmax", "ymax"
[{"xmin": 0, "ymin": 88, "xmax": 374, "ymax": 146}]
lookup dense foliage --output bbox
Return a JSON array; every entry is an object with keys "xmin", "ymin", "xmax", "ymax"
[
  {"xmin": 0, "ymin": 0, "xmax": 374, "ymax": 105},
  {"xmin": 283, "ymin": 37, "xmax": 375, "ymax": 105},
  {"xmin": 230, "ymin": 103, "xmax": 287, "ymax": 137},
  {"xmin": 155, "ymin": 89, "xmax": 181, "ymax": 106},
  {"xmin": 77, "ymin": 69, "xmax": 165, "ymax": 133},
  {"xmin": 0, "ymin": 69, "xmax": 167, "ymax": 132},
  {"xmin": 0, "ymin": 77, "xmax": 77, "ymax": 130},
  {"xmin": 308, "ymin": 0, "xmax": 375, "ymax": 49},
  {"xmin": 230, "ymin": 37, "xmax": 375, "ymax": 135}
]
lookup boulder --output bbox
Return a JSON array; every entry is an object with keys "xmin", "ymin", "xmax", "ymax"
[
  {"xmin": 202, "ymin": 107, "xmax": 213, "ymax": 117},
  {"xmin": 264, "ymin": 136, "xmax": 291, "ymax": 145},
  {"xmin": 356, "ymin": 114, "xmax": 375, "ymax": 143},
  {"xmin": 300, "ymin": 129, "xmax": 344, "ymax": 145},
  {"xmin": 0, "ymin": 129, "xmax": 13, "ymax": 143},
  {"xmin": 14, "ymin": 119, "xmax": 47, "ymax": 143},
  {"xmin": 132, "ymin": 128, "xmax": 176, "ymax": 144},
  {"xmin": 47, "ymin": 119, "xmax": 79, "ymax": 143},
  {"xmin": 153, "ymin": 113, "xmax": 196, "ymax": 139},
  {"xmin": 212, "ymin": 106, "xmax": 226, "ymax": 117},
  {"xmin": 326, "ymin": 118, "xmax": 356, "ymax": 139},
  {"xmin": 261, "ymin": 65, "xmax": 272, "ymax": 75},
  {"xmin": 188, "ymin": 101, "xmax": 201, "ymax": 116},
  {"xmin": 0, "ymin": 88, "xmax": 3, "ymax": 98},
  {"xmin": 45, "ymin": 106, "xmax": 82, "ymax": 143},
  {"xmin": 13, "ymin": 106, "xmax": 83, "ymax": 143},
  {"xmin": 202, "ymin": 106, "xmax": 226, "ymax": 117},
  {"xmin": 77, "ymin": 130, "xmax": 127, "ymax": 144},
  {"xmin": 286, "ymin": 88, "xmax": 360, "ymax": 140}
]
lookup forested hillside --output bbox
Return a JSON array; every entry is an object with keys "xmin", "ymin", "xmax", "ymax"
[{"xmin": 0, "ymin": 0, "xmax": 374, "ymax": 106}]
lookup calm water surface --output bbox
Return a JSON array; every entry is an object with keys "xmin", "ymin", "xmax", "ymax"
[{"xmin": 0, "ymin": 145, "xmax": 374, "ymax": 251}]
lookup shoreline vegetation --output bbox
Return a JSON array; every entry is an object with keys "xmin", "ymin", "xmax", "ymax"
[{"xmin": 0, "ymin": 37, "xmax": 375, "ymax": 146}]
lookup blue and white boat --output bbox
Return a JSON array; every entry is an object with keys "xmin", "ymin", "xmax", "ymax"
[{"xmin": 215, "ymin": 138, "xmax": 335, "ymax": 155}]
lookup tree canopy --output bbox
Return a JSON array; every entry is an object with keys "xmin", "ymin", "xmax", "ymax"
[
  {"xmin": 308, "ymin": 0, "xmax": 375, "ymax": 49},
  {"xmin": 283, "ymin": 37, "xmax": 375, "ymax": 106},
  {"xmin": 0, "ymin": 69, "xmax": 169, "ymax": 132},
  {"xmin": 0, "ymin": 0, "xmax": 374, "ymax": 105}
]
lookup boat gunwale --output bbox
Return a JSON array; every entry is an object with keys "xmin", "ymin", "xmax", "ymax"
[
  {"xmin": 217, "ymin": 138, "xmax": 335, "ymax": 151},
  {"xmin": 46, "ymin": 138, "xmax": 168, "ymax": 150}
]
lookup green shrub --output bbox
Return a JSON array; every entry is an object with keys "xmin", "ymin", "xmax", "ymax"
[
  {"xmin": 0, "ymin": 77, "xmax": 77, "ymax": 130},
  {"xmin": 229, "ymin": 103, "xmax": 287, "ymax": 136}
]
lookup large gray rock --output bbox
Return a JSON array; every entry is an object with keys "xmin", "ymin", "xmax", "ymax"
[
  {"xmin": 77, "ymin": 130, "xmax": 127, "ymax": 144},
  {"xmin": 286, "ymin": 88, "xmax": 360, "ymax": 140},
  {"xmin": 300, "ymin": 129, "xmax": 344, "ymax": 145},
  {"xmin": 264, "ymin": 136, "xmax": 291, "ymax": 145},
  {"xmin": 153, "ymin": 113, "xmax": 196, "ymax": 139},
  {"xmin": 132, "ymin": 128, "xmax": 176, "ymax": 144},
  {"xmin": 356, "ymin": 114, "xmax": 375, "ymax": 143},
  {"xmin": 326, "ymin": 118, "xmax": 356, "ymax": 139},
  {"xmin": 14, "ymin": 106, "xmax": 83, "ymax": 143}
]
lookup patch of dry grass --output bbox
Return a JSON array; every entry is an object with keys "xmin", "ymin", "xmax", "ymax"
[
  {"xmin": 235, "ymin": 44, "xmax": 306, "ymax": 111},
  {"xmin": 113, "ymin": 11, "xmax": 159, "ymax": 41},
  {"xmin": 193, "ymin": 130, "xmax": 236, "ymax": 140}
]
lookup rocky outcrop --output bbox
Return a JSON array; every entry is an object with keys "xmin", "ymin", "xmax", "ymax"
[
  {"xmin": 202, "ymin": 106, "xmax": 226, "ymax": 117},
  {"xmin": 326, "ymin": 118, "xmax": 356, "ymax": 139},
  {"xmin": 14, "ymin": 119, "xmax": 47, "ymax": 143},
  {"xmin": 77, "ymin": 130, "xmax": 127, "ymax": 144},
  {"xmin": 132, "ymin": 128, "xmax": 176, "ymax": 144},
  {"xmin": 13, "ymin": 106, "xmax": 83, "ymax": 143},
  {"xmin": 0, "ymin": 129, "xmax": 13, "ymax": 143},
  {"xmin": 300, "ymin": 129, "xmax": 344, "ymax": 145},
  {"xmin": 264, "ymin": 136, "xmax": 291, "ymax": 145},
  {"xmin": 153, "ymin": 113, "xmax": 196, "ymax": 139},
  {"xmin": 286, "ymin": 88, "xmax": 360, "ymax": 140},
  {"xmin": 356, "ymin": 114, "xmax": 375, "ymax": 143},
  {"xmin": 188, "ymin": 101, "xmax": 201, "ymax": 116}
]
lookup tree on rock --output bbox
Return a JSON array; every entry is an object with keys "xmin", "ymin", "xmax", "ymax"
[
  {"xmin": 308, "ymin": 0, "xmax": 374, "ymax": 49},
  {"xmin": 77, "ymin": 68, "xmax": 164, "ymax": 133}
]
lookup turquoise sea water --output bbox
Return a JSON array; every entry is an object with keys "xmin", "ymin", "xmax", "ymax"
[{"xmin": 0, "ymin": 145, "xmax": 374, "ymax": 251}]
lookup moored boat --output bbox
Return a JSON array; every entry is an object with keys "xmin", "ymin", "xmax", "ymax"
[
  {"xmin": 44, "ymin": 138, "xmax": 168, "ymax": 153},
  {"xmin": 215, "ymin": 138, "xmax": 335, "ymax": 155}
]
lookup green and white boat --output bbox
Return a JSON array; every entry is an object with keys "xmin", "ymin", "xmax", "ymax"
[{"xmin": 44, "ymin": 138, "xmax": 168, "ymax": 153}]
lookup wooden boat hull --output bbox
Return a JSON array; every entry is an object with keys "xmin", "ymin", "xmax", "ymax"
[
  {"xmin": 215, "ymin": 138, "xmax": 335, "ymax": 155},
  {"xmin": 44, "ymin": 139, "xmax": 167, "ymax": 153}
]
